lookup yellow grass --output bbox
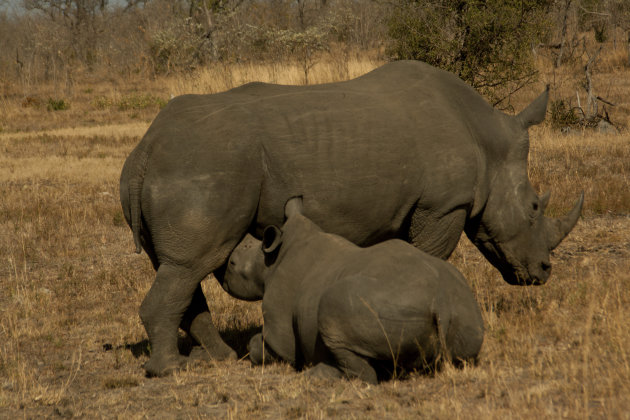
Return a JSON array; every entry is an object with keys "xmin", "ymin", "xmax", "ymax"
[
  {"xmin": 165, "ymin": 58, "xmax": 383, "ymax": 96},
  {"xmin": 1, "ymin": 55, "xmax": 629, "ymax": 417},
  {"xmin": 0, "ymin": 123, "xmax": 149, "ymax": 141}
]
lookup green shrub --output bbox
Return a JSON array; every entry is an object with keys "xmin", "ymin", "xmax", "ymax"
[
  {"xmin": 549, "ymin": 99, "xmax": 581, "ymax": 128},
  {"xmin": 117, "ymin": 94, "xmax": 167, "ymax": 111},
  {"xmin": 387, "ymin": 0, "xmax": 553, "ymax": 108},
  {"xmin": 47, "ymin": 98, "xmax": 69, "ymax": 111},
  {"xmin": 92, "ymin": 96, "xmax": 114, "ymax": 110}
]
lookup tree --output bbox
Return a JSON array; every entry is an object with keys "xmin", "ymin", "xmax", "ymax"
[
  {"xmin": 387, "ymin": 0, "xmax": 553, "ymax": 108},
  {"xmin": 24, "ymin": 0, "xmax": 107, "ymax": 63}
]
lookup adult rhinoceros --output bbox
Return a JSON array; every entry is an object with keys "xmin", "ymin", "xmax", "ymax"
[{"xmin": 120, "ymin": 60, "xmax": 583, "ymax": 377}]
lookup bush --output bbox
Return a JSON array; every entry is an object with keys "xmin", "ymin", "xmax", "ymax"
[
  {"xmin": 549, "ymin": 99, "xmax": 581, "ymax": 128},
  {"xmin": 387, "ymin": 0, "xmax": 553, "ymax": 108},
  {"xmin": 116, "ymin": 94, "xmax": 168, "ymax": 111},
  {"xmin": 149, "ymin": 18, "xmax": 209, "ymax": 75},
  {"xmin": 47, "ymin": 98, "xmax": 69, "ymax": 111}
]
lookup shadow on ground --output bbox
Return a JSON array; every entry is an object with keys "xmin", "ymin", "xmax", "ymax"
[{"xmin": 102, "ymin": 325, "xmax": 262, "ymax": 361}]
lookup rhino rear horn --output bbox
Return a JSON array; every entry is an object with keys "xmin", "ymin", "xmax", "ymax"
[
  {"xmin": 546, "ymin": 192, "xmax": 584, "ymax": 250},
  {"xmin": 517, "ymin": 86, "xmax": 550, "ymax": 129}
]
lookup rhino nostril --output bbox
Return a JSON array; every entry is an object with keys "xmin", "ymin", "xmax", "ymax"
[{"xmin": 541, "ymin": 261, "xmax": 551, "ymax": 275}]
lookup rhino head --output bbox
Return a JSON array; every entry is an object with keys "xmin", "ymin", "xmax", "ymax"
[{"xmin": 465, "ymin": 88, "xmax": 583, "ymax": 286}]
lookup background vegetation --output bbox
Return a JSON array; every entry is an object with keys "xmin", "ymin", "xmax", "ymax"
[
  {"xmin": 2, "ymin": 0, "xmax": 630, "ymax": 119},
  {"xmin": 1, "ymin": 0, "xmax": 629, "ymax": 418}
]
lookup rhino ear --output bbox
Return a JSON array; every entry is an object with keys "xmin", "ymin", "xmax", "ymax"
[
  {"xmin": 262, "ymin": 225, "xmax": 283, "ymax": 254},
  {"xmin": 284, "ymin": 196, "xmax": 304, "ymax": 219},
  {"xmin": 516, "ymin": 86, "xmax": 549, "ymax": 129}
]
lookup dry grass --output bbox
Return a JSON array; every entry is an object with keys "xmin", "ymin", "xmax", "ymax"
[
  {"xmin": 1, "ymin": 56, "xmax": 629, "ymax": 418},
  {"xmin": 0, "ymin": 56, "xmax": 381, "ymax": 135},
  {"xmin": 165, "ymin": 57, "xmax": 383, "ymax": 97}
]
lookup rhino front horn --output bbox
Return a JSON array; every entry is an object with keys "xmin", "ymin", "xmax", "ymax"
[{"xmin": 546, "ymin": 192, "xmax": 584, "ymax": 250}]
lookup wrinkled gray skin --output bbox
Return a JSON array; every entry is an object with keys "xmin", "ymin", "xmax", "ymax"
[
  {"xmin": 119, "ymin": 60, "xmax": 583, "ymax": 376},
  {"xmin": 221, "ymin": 197, "xmax": 484, "ymax": 384}
]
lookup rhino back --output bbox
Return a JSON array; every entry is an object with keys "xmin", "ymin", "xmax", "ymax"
[
  {"xmin": 246, "ymin": 62, "xmax": 493, "ymax": 242},
  {"xmin": 316, "ymin": 244, "xmax": 483, "ymax": 364},
  {"xmin": 135, "ymin": 60, "xmax": 510, "ymax": 245}
]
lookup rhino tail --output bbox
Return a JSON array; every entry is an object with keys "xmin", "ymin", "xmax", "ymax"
[{"xmin": 127, "ymin": 145, "xmax": 151, "ymax": 254}]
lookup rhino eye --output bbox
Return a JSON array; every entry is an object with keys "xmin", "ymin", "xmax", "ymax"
[{"xmin": 532, "ymin": 202, "xmax": 539, "ymax": 212}]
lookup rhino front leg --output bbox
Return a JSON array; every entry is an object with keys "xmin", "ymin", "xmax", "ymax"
[
  {"xmin": 408, "ymin": 207, "xmax": 467, "ymax": 259},
  {"xmin": 140, "ymin": 264, "xmax": 205, "ymax": 377},
  {"xmin": 180, "ymin": 285, "xmax": 237, "ymax": 362}
]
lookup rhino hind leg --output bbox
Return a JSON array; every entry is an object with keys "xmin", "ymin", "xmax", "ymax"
[
  {"xmin": 180, "ymin": 285, "xmax": 236, "ymax": 362},
  {"xmin": 139, "ymin": 258, "xmax": 237, "ymax": 377},
  {"xmin": 139, "ymin": 263, "xmax": 200, "ymax": 377}
]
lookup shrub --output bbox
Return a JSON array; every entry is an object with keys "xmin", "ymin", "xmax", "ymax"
[
  {"xmin": 47, "ymin": 98, "xmax": 69, "ymax": 111},
  {"xmin": 549, "ymin": 99, "xmax": 581, "ymax": 128},
  {"xmin": 387, "ymin": 0, "xmax": 553, "ymax": 108},
  {"xmin": 117, "ymin": 94, "xmax": 167, "ymax": 111}
]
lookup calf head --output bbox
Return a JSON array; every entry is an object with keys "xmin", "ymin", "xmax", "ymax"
[
  {"xmin": 465, "ymin": 89, "xmax": 583, "ymax": 286},
  {"xmin": 220, "ymin": 197, "xmax": 305, "ymax": 300},
  {"xmin": 220, "ymin": 233, "xmax": 266, "ymax": 301}
]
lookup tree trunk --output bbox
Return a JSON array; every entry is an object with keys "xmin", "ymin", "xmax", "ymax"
[
  {"xmin": 584, "ymin": 44, "xmax": 602, "ymax": 120},
  {"xmin": 556, "ymin": 0, "xmax": 572, "ymax": 68}
]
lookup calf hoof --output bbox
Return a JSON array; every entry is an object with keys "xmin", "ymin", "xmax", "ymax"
[
  {"xmin": 206, "ymin": 343, "xmax": 237, "ymax": 361},
  {"xmin": 143, "ymin": 354, "xmax": 188, "ymax": 378},
  {"xmin": 247, "ymin": 333, "xmax": 264, "ymax": 365},
  {"xmin": 306, "ymin": 363, "xmax": 343, "ymax": 380}
]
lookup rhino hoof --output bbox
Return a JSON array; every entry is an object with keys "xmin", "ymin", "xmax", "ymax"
[{"xmin": 143, "ymin": 354, "xmax": 188, "ymax": 378}]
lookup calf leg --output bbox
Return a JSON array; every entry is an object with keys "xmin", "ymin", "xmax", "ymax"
[
  {"xmin": 247, "ymin": 333, "xmax": 281, "ymax": 365},
  {"xmin": 180, "ymin": 285, "xmax": 236, "ymax": 361},
  {"xmin": 328, "ymin": 347, "xmax": 378, "ymax": 384}
]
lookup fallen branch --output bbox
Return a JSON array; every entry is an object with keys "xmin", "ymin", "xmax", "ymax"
[{"xmin": 596, "ymin": 96, "xmax": 616, "ymax": 107}]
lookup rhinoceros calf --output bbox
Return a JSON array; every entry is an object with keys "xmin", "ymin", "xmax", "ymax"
[{"xmin": 221, "ymin": 198, "xmax": 484, "ymax": 383}]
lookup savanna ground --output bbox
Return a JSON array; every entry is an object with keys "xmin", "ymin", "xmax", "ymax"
[{"xmin": 1, "ymin": 53, "xmax": 630, "ymax": 418}]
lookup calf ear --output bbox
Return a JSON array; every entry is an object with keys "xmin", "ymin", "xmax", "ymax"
[
  {"xmin": 262, "ymin": 226, "xmax": 283, "ymax": 254},
  {"xmin": 284, "ymin": 196, "xmax": 304, "ymax": 219}
]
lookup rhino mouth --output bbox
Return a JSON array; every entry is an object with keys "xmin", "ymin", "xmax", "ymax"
[
  {"xmin": 497, "ymin": 263, "xmax": 547, "ymax": 286},
  {"xmin": 477, "ymin": 239, "xmax": 549, "ymax": 286}
]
